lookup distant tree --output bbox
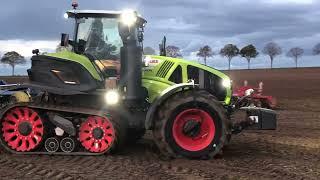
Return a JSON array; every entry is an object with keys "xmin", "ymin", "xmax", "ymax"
[
  {"xmin": 219, "ymin": 44, "xmax": 239, "ymax": 70},
  {"xmin": 0, "ymin": 51, "xmax": 26, "ymax": 76},
  {"xmin": 262, "ymin": 42, "xmax": 282, "ymax": 69},
  {"xmin": 286, "ymin": 47, "xmax": 304, "ymax": 68},
  {"xmin": 313, "ymin": 43, "xmax": 320, "ymax": 55},
  {"xmin": 240, "ymin": 44, "xmax": 259, "ymax": 69},
  {"xmin": 143, "ymin": 47, "xmax": 156, "ymax": 55},
  {"xmin": 166, "ymin": 45, "xmax": 183, "ymax": 58},
  {"xmin": 196, "ymin": 45, "xmax": 214, "ymax": 65}
]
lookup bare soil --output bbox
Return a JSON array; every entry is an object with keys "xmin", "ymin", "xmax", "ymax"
[{"xmin": 0, "ymin": 67, "xmax": 319, "ymax": 180}]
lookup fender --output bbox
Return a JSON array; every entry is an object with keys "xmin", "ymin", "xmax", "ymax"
[{"xmin": 145, "ymin": 82, "xmax": 199, "ymax": 130}]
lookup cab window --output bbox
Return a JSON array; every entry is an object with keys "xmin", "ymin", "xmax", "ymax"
[
  {"xmin": 187, "ymin": 65, "xmax": 199, "ymax": 83},
  {"xmin": 169, "ymin": 65, "xmax": 182, "ymax": 84}
]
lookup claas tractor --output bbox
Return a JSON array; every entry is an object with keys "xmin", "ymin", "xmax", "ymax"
[{"xmin": 0, "ymin": 7, "xmax": 277, "ymax": 159}]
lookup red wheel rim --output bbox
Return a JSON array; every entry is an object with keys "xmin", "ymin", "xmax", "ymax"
[
  {"xmin": 1, "ymin": 107, "xmax": 44, "ymax": 152},
  {"xmin": 172, "ymin": 109, "xmax": 216, "ymax": 152},
  {"xmin": 79, "ymin": 116, "xmax": 115, "ymax": 153}
]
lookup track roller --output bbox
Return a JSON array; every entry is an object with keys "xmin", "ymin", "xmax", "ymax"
[
  {"xmin": 60, "ymin": 137, "xmax": 75, "ymax": 153},
  {"xmin": 45, "ymin": 137, "xmax": 59, "ymax": 153}
]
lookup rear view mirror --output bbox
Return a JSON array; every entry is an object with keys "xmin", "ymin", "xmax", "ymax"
[{"xmin": 60, "ymin": 33, "xmax": 69, "ymax": 47}]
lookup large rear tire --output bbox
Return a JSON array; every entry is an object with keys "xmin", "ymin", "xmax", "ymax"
[{"xmin": 153, "ymin": 90, "xmax": 231, "ymax": 159}]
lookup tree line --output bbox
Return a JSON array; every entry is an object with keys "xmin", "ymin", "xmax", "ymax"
[
  {"xmin": 1, "ymin": 42, "xmax": 320, "ymax": 76},
  {"xmin": 144, "ymin": 42, "xmax": 320, "ymax": 70}
]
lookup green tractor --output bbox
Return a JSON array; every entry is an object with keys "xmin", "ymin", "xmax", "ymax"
[{"xmin": 0, "ymin": 6, "xmax": 276, "ymax": 158}]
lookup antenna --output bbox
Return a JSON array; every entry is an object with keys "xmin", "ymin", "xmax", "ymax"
[{"xmin": 72, "ymin": 0, "xmax": 79, "ymax": 10}]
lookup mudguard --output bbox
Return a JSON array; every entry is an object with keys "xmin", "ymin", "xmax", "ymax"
[{"xmin": 145, "ymin": 82, "xmax": 199, "ymax": 130}]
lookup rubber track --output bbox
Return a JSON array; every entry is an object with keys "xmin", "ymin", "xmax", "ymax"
[{"xmin": 0, "ymin": 102, "xmax": 122, "ymax": 155}]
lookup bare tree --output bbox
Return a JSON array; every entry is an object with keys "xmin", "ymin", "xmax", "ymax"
[
  {"xmin": 143, "ymin": 46, "xmax": 156, "ymax": 55},
  {"xmin": 286, "ymin": 47, "xmax": 304, "ymax": 68},
  {"xmin": 240, "ymin": 44, "xmax": 259, "ymax": 69},
  {"xmin": 313, "ymin": 43, "xmax": 320, "ymax": 55},
  {"xmin": 219, "ymin": 44, "xmax": 239, "ymax": 70},
  {"xmin": 196, "ymin": 45, "xmax": 214, "ymax": 65},
  {"xmin": 262, "ymin": 42, "xmax": 282, "ymax": 69},
  {"xmin": 1, "ymin": 51, "xmax": 26, "ymax": 76},
  {"xmin": 166, "ymin": 45, "xmax": 183, "ymax": 58}
]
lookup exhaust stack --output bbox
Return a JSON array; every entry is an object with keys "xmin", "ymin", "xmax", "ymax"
[{"xmin": 119, "ymin": 14, "xmax": 146, "ymax": 105}]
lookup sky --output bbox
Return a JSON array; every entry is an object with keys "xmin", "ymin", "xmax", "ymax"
[{"xmin": 0, "ymin": 0, "xmax": 320, "ymax": 75}]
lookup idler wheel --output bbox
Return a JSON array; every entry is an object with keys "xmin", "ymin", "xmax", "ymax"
[
  {"xmin": 79, "ymin": 116, "xmax": 115, "ymax": 153},
  {"xmin": 1, "ymin": 107, "xmax": 44, "ymax": 152}
]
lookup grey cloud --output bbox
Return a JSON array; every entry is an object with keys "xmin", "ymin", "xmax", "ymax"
[{"xmin": 0, "ymin": 0, "xmax": 320, "ymax": 67}]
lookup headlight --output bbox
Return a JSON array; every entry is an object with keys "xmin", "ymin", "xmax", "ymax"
[
  {"xmin": 222, "ymin": 79, "xmax": 231, "ymax": 88},
  {"xmin": 120, "ymin": 9, "xmax": 137, "ymax": 26},
  {"xmin": 63, "ymin": 13, "xmax": 69, "ymax": 19},
  {"xmin": 105, "ymin": 90, "xmax": 120, "ymax": 105}
]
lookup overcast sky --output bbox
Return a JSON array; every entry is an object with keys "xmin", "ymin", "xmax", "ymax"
[{"xmin": 0, "ymin": 0, "xmax": 320, "ymax": 74}]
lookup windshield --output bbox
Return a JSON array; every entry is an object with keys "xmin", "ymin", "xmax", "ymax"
[{"xmin": 77, "ymin": 17, "xmax": 123, "ymax": 61}]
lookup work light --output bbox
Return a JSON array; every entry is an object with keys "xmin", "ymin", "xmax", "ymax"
[
  {"xmin": 105, "ymin": 90, "xmax": 120, "ymax": 105},
  {"xmin": 120, "ymin": 9, "xmax": 137, "ymax": 26},
  {"xmin": 64, "ymin": 13, "xmax": 69, "ymax": 19},
  {"xmin": 222, "ymin": 79, "xmax": 231, "ymax": 88}
]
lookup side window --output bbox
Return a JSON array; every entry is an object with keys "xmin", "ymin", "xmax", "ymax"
[
  {"xmin": 204, "ymin": 71, "xmax": 217, "ymax": 89},
  {"xmin": 169, "ymin": 65, "xmax": 182, "ymax": 84},
  {"xmin": 187, "ymin": 65, "xmax": 199, "ymax": 83}
]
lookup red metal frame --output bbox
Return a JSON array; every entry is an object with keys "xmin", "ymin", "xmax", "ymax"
[{"xmin": 233, "ymin": 82, "xmax": 277, "ymax": 109}]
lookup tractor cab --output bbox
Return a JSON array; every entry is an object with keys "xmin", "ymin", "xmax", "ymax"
[
  {"xmin": 64, "ymin": 10, "xmax": 146, "ymax": 78},
  {"xmin": 29, "ymin": 10, "xmax": 147, "ymax": 104}
]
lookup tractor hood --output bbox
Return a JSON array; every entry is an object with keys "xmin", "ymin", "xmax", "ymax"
[
  {"xmin": 142, "ymin": 55, "xmax": 232, "ymax": 105},
  {"xmin": 46, "ymin": 51, "xmax": 102, "ymax": 81}
]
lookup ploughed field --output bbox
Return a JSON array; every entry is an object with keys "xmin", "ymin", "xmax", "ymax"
[{"xmin": 0, "ymin": 68, "xmax": 320, "ymax": 179}]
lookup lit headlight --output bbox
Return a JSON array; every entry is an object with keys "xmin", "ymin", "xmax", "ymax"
[
  {"xmin": 105, "ymin": 90, "xmax": 120, "ymax": 105},
  {"xmin": 120, "ymin": 9, "xmax": 137, "ymax": 26},
  {"xmin": 222, "ymin": 79, "xmax": 231, "ymax": 88},
  {"xmin": 63, "ymin": 13, "xmax": 69, "ymax": 19}
]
